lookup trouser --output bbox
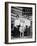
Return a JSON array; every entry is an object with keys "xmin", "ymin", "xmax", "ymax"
[{"xmin": 20, "ymin": 32, "xmax": 24, "ymax": 37}]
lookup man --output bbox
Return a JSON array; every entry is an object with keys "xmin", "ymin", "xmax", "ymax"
[
  {"xmin": 13, "ymin": 15, "xmax": 20, "ymax": 38},
  {"xmin": 24, "ymin": 18, "xmax": 31, "ymax": 36}
]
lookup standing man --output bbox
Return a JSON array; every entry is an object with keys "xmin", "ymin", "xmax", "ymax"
[{"xmin": 14, "ymin": 15, "xmax": 20, "ymax": 38}]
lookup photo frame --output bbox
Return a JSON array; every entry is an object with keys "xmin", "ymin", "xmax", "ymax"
[{"xmin": 5, "ymin": 2, "xmax": 36, "ymax": 44}]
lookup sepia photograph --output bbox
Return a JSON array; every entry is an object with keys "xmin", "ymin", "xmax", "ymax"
[{"xmin": 5, "ymin": 2, "xmax": 36, "ymax": 44}]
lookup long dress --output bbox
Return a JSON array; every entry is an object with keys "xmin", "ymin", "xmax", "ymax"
[{"xmin": 19, "ymin": 18, "xmax": 26, "ymax": 37}]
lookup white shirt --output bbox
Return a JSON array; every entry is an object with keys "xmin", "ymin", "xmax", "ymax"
[
  {"xmin": 14, "ymin": 19, "xmax": 20, "ymax": 27},
  {"xmin": 25, "ymin": 19, "xmax": 30, "ymax": 27}
]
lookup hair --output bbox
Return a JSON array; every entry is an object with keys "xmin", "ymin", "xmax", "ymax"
[{"xmin": 16, "ymin": 15, "xmax": 19, "ymax": 18}]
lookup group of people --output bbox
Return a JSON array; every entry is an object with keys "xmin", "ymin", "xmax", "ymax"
[{"xmin": 11, "ymin": 15, "xmax": 31, "ymax": 38}]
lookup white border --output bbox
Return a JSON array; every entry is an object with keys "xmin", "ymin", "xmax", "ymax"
[{"xmin": 8, "ymin": 3, "xmax": 35, "ymax": 43}]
